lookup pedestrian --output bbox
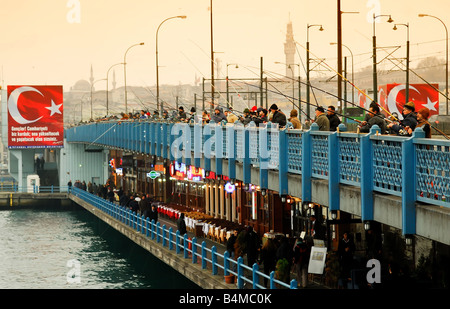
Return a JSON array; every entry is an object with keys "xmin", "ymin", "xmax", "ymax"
[
  {"xmin": 338, "ymin": 232, "xmax": 355, "ymax": 287},
  {"xmin": 293, "ymin": 237, "xmax": 310, "ymax": 288},
  {"xmin": 327, "ymin": 106, "xmax": 341, "ymax": 131},
  {"xmin": 269, "ymin": 104, "xmax": 287, "ymax": 127},
  {"xmin": 245, "ymin": 226, "xmax": 261, "ymax": 267},
  {"xmin": 138, "ymin": 194, "xmax": 147, "ymax": 214},
  {"xmin": 288, "ymin": 109, "xmax": 301, "ymax": 129},
  {"xmin": 107, "ymin": 187, "xmax": 115, "ymax": 202},
  {"xmin": 202, "ymin": 110, "xmax": 210, "ymax": 124},
  {"xmin": 313, "ymin": 106, "xmax": 330, "ymax": 131},
  {"xmin": 149, "ymin": 204, "xmax": 158, "ymax": 224},
  {"xmin": 260, "ymin": 238, "xmax": 277, "ymax": 287},
  {"xmin": 252, "ymin": 108, "xmax": 268, "ymax": 127},
  {"xmin": 178, "ymin": 106, "xmax": 187, "ymax": 121},
  {"xmin": 67, "ymin": 180, "xmax": 72, "ymax": 191},
  {"xmin": 177, "ymin": 212, "xmax": 187, "ymax": 236}
]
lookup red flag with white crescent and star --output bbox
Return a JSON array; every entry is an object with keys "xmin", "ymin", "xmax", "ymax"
[
  {"xmin": 7, "ymin": 85, "xmax": 64, "ymax": 148},
  {"xmin": 380, "ymin": 83, "xmax": 439, "ymax": 119}
]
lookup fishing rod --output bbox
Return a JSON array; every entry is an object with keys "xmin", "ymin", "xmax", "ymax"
[
  {"xmin": 229, "ymin": 77, "xmax": 367, "ymax": 126},
  {"xmin": 295, "ymin": 41, "xmax": 398, "ymax": 123}
]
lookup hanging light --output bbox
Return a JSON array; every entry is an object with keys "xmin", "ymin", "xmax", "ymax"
[
  {"xmin": 331, "ymin": 210, "xmax": 337, "ymax": 220},
  {"xmin": 364, "ymin": 220, "xmax": 371, "ymax": 231}
]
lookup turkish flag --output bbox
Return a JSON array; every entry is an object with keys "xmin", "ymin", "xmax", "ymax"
[
  {"xmin": 7, "ymin": 85, "xmax": 64, "ymax": 148},
  {"xmin": 380, "ymin": 83, "xmax": 439, "ymax": 119}
]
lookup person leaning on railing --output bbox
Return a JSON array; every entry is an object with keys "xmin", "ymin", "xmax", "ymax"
[
  {"xmin": 358, "ymin": 104, "xmax": 387, "ymax": 134},
  {"xmin": 407, "ymin": 107, "xmax": 431, "ymax": 138}
]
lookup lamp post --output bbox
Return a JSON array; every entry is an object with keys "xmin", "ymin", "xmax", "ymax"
[
  {"xmin": 393, "ymin": 23, "xmax": 410, "ymax": 103},
  {"xmin": 156, "ymin": 15, "xmax": 187, "ymax": 115},
  {"xmin": 373, "ymin": 14, "xmax": 394, "ymax": 103},
  {"xmin": 331, "ymin": 42, "xmax": 354, "ymax": 110},
  {"xmin": 306, "ymin": 24, "xmax": 324, "ymax": 120},
  {"xmin": 418, "ymin": 14, "xmax": 448, "ymax": 115},
  {"xmin": 275, "ymin": 61, "xmax": 300, "ymax": 110},
  {"xmin": 90, "ymin": 78, "xmax": 106, "ymax": 120},
  {"xmin": 226, "ymin": 63, "xmax": 239, "ymax": 109},
  {"xmin": 106, "ymin": 62, "xmax": 124, "ymax": 116},
  {"xmin": 124, "ymin": 42, "xmax": 145, "ymax": 114}
]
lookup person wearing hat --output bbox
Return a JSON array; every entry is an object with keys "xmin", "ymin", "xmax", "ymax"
[
  {"xmin": 269, "ymin": 104, "xmax": 287, "ymax": 127},
  {"xmin": 387, "ymin": 101, "xmax": 417, "ymax": 136},
  {"xmin": 288, "ymin": 109, "xmax": 301, "ymax": 129},
  {"xmin": 407, "ymin": 107, "xmax": 431, "ymax": 138},
  {"xmin": 224, "ymin": 109, "xmax": 238, "ymax": 124},
  {"xmin": 239, "ymin": 108, "xmax": 252, "ymax": 125},
  {"xmin": 253, "ymin": 108, "xmax": 268, "ymax": 127},
  {"xmin": 211, "ymin": 106, "xmax": 227, "ymax": 123},
  {"xmin": 178, "ymin": 106, "xmax": 187, "ymax": 121},
  {"xmin": 314, "ymin": 106, "xmax": 330, "ymax": 131}
]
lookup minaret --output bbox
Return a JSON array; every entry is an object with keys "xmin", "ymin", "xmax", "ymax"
[
  {"xmin": 284, "ymin": 20, "xmax": 296, "ymax": 79},
  {"xmin": 90, "ymin": 64, "xmax": 94, "ymax": 90}
]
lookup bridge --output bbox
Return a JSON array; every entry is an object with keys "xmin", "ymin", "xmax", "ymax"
[{"xmin": 64, "ymin": 120, "xmax": 450, "ymax": 246}]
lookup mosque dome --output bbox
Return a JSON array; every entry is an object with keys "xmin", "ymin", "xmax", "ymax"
[{"xmin": 72, "ymin": 79, "xmax": 91, "ymax": 91}]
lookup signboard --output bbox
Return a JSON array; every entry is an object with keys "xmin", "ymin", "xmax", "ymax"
[
  {"xmin": 308, "ymin": 246, "xmax": 327, "ymax": 275},
  {"xmin": 7, "ymin": 85, "xmax": 64, "ymax": 148}
]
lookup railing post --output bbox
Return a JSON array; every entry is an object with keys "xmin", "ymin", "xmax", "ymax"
[
  {"xmin": 211, "ymin": 246, "xmax": 218, "ymax": 275},
  {"xmin": 157, "ymin": 222, "xmax": 161, "ymax": 243},
  {"xmin": 278, "ymin": 125, "xmax": 288, "ymax": 197},
  {"xmin": 176, "ymin": 230, "xmax": 181, "ymax": 254},
  {"xmin": 146, "ymin": 219, "xmax": 150, "ymax": 237},
  {"xmin": 224, "ymin": 251, "xmax": 230, "ymax": 276},
  {"xmin": 328, "ymin": 131, "xmax": 340, "ymax": 212},
  {"xmin": 301, "ymin": 124, "xmax": 314, "ymax": 202},
  {"xmin": 252, "ymin": 263, "xmax": 259, "ymax": 289},
  {"xmin": 237, "ymin": 256, "xmax": 244, "ymax": 289},
  {"xmin": 162, "ymin": 224, "xmax": 167, "ymax": 247},
  {"xmin": 215, "ymin": 123, "xmax": 223, "ymax": 175},
  {"xmin": 202, "ymin": 241, "xmax": 207, "ymax": 269},
  {"xmin": 402, "ymin": 128, "xmax": 424, "ymax": 236},
  {"xmin": 184, "ymin": 234, "xmax": 189, "ymax": 259},
  {"xmin": 290, "ymin": 279, "xmax": 298, "ymax": 289},
  {"xmin": 360, "ymin": 125, "xmax": 377, "ymax": 221},
  {"xmin": 169, "ymin": 227, "xmax": 174, "ymax": 250},
  {"xmin": 227, "ymin": 124, "xmax": 236, "ymax": 180},
  {"xmin": 192, "ymin": 237, "xmax": 197, "ymax": 264},
  {"xmin": 270, "ymin": 271, "xmax": 275, "ymax": 289},
  {"xmin": 151, "ymin": 219, "xmax": 156, "ymax": 240}
]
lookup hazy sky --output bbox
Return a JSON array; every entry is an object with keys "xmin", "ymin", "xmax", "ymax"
[{"xmin": 1, "ymin": 0, "xmax": 449, "ymax": 92}]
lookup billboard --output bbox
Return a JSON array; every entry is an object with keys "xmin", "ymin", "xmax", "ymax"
[
  {"xmin": 7, "ymin": 85, "xmax": 64, "ymax": 148},
  {"xmin": 378, "ymin": 83, "xmax": 439, "ymax": 119}
]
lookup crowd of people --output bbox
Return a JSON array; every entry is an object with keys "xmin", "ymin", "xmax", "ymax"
[{"xmin": 78, "ymin": 99, "xmax": 433, "ymax": 138}]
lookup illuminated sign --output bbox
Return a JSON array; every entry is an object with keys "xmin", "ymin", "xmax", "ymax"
[
  {"xmin": 224, "ymin": 182, "xmax": 235, "ymax": 193},
  {"xmin": 147, "ymin": 171, "xmax": 161, "ymax": 179},
  {"xmin": 116, "ymin": 168, "xmax": 123, "ymax": 176}
]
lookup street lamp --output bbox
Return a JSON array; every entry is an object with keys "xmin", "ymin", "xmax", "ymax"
[
  {"xmin": 418, "ymin": 14, "xmax": 448, "ymax": 115},
  {"xmin": 106, "ymin": 62, "xmax": 124, "ymax": 116},
  {"xmin": 226, "ymin": 63, "xmax": 239, "ymax": 109},
  {"xmin": 393, "ymin": 23, "xmax": 410, "ymax": 103},
  {"xmin": 156, "ymin": 15, "xmax": 187, "ymax": 115},
  {"xmin": 90, "ymin": 78, "xmax": 106, "ymax": 120},
  {"xmin": 373, "ymin": 14, "xmax": 394, "ymax": 103},
  {"xmin": 331, "ymin": 42, "xmax": 354, "ymax": 111},
  {"xmin": 275, "ymin": 61, "xmax": 300, "ymax": 111},
  {"xmin": 306, "ymin": 24, "xmax": 324, "ymax": 120},
  {"xmin": 124, "ymin": 42, "xmax": 145, "ymax": 114}
]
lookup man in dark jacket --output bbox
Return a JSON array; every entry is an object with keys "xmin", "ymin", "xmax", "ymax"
[
  {"xmin": 387, "ymin": 101, "xmax": 417, "ymax": 136},
  {"xmin": 211, "ymin": 107, "xmax": 227, "ymax": 123},
  {"xmin": 269, "ymin": 104, "xmax": 287, "ymax": 127},
  {"xmin": 359, "ymin": 105, "xmax": 387, "ymax": 134},
  {"xmin": 327, "ymin": 106, "xmax": 341, "ymax": 131}
]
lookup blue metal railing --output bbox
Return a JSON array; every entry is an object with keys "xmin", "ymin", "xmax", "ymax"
[
  {"xmin": 0, "ymin": 185, "xmax": 70, "ymax": 193},
  {"xmin": 70, "ymin": 187, "xmax": 297, "ymax": 289},
  {"xmin": 65, "ymin": 119, "xmax": 450, "ymax": 236}
]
